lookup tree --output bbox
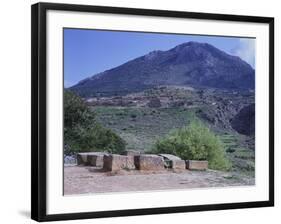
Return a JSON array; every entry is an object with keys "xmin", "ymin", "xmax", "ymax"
[{"xmin": 64, "ymin": 90, "xmax": 126, "ymax": 154}]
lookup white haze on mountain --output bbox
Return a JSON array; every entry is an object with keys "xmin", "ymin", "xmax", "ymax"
[{"xmin": 231, "ymin": 39, "xmax": 255, "ymax": 69}]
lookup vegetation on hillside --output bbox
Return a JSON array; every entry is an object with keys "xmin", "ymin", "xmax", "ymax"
[
  {"xmin": 64, "ymin": 90, "xmax": 126, "ymax": 154},
  {"xmin": 94, "ymin": 106, "xmax": 196, "ymax": 151}
]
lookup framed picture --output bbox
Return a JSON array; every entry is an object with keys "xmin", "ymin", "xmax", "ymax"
[{"xmin": 31, "ymin": 2, "xmax": 274, "ymax": 222}]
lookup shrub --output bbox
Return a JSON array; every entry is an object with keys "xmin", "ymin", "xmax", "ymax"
[
  {"xmin": 64, "ymin": 124, "xmax": 126, "ymax": 154},
  {"xmin": 152, "ymin": 120, "xmax": 231, "ymax": 170},
  {"xmin": 64, "ymin": 90, "xmax": 126, "ymax": 154}
]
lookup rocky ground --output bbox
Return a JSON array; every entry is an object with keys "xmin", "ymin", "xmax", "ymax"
[{"xmin": 64, "ymin": 165, "xmax": 254, "ymax": 195}]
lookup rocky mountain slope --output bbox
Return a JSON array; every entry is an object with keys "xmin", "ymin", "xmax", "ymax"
[
  {"xmin": 231, "ymin": 104, "xmax": 255, "ymax": 136},
  {"xmin": 70, "ymin": 41, "xmax": 255, "ymax": 97},
  {"xmin": 86, "ymin": 85, "xmax": 254, "ymax": 136}
]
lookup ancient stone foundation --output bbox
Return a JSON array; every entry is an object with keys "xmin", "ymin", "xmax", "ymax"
[{"xmin": 75, "ymin": 152, "xmax": 208, "ymax": 172}]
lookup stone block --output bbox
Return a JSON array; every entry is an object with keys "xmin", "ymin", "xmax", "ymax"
[
  {"xmin": 76, "ymin": 153, "xmax": 89, "ymax": 165},
  {"xmin": 158, "ymin": 154, "xmax": 183, "ymax": 169},
  {"xmin": 103, "ymin": 154, "xmax": 135, "ymax": 171},
  {"xmin": 171, "ymin": 160, "xmax": 186, "ymax": 170},
  {"xmin": 186, "ymin": 160, "xmax": 208, "ymax": 170},
  {"xmin": 158, "ymin": 154, "xmax": 181, "ymax": 161},
  {"xmin": 134, "ymin": 154, "xmax": 165, "ymax": 171},
  {"xmin": 87, "ymin": 153, "xmax": 108, "ymax": 167},
  {"xmin": 126, "ymin": 155, "xmax": 135, "ymax": 169},
  {"xmin": 77, "ymin": 152, "xmax": 106, "ymax": 165}
]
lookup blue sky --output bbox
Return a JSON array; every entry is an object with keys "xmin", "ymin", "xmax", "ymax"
[{"xmin": 64, "ymin": 28, "xmax": 255, "ymax": 87}]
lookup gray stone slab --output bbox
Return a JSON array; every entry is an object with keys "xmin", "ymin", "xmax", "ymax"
[
  {"xmin": 77, "ymin": 152, "xmax": 106, "ymax": 165},
  {"xmin": 186, "ymin": 160, "xmax": 208, "ymax": 170},
  {"xmin": 134, "ymin": 154, "xmax": 165, "ymax": 171},
  {"xmin": 103, "ymin": 154, "xmax": 135, "ymax": 171},
  {"xmin": 158, "ymin": 154, "xmax": 184, "ymax": 169},
  {"xmin": 159, "ymin": 154, "xmax": 181, "ymax": 161},
  {"xmin": 171, "ymin": 160, "xmax": 186, "ymax": 170},
  {"xmin": 87, "ymin": 153, "xmax": 109, "ymax": 167}
]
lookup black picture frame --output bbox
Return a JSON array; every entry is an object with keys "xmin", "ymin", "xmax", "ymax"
[{"xmin": 31, "ymin": 2, "xmax": 274, "ymax": 222}]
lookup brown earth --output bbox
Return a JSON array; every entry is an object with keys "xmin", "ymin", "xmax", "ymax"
[{"xmin": 64, "ymin": 165, "xmax": 254, "ymax": 195}]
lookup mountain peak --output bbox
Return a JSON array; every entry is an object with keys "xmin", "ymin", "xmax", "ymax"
[
  {"xmin": 171, "ymin": 41, "xmax": 201, "ymax": 51},
  {"xmin": 70, "ymin": 42, "xmax": 255, "ymax": 98}
]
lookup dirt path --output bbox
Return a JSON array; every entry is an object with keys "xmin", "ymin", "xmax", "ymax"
[{"xmin": 64, "ymin": 165, "xmax": 254, "ymax": 195}]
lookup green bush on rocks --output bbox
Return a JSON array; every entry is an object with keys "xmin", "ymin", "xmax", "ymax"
[{"xmin": 152, "ymin": 120, "xmax": 231, "ymax": 171}]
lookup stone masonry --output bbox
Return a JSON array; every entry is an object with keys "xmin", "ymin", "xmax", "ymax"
[
  {"xmin": 159, "ymin": 154, "xmax": 185, "ymax": 170},
  {"xmin": 186, "ymin": 160, "xmax": 208, "ymax": 170},
  {"xmin": 87, "ymin": 153, "xmax": 108, "ymax": 167},
  {"xmin": 103, "ymin": 154, "xmax": 135, "ymax": 171},
  {"xmin": 75, "ymin": 152, "xmax": 208, "ymax": 172},
  {"xmin": 134, "ymin": 154, "xmax": 165, "ymax": 171}
]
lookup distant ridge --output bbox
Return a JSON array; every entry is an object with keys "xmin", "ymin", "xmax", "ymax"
[{"xmin": 70, "ymin": 41, "xmax": 255, "ymax": 97}]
